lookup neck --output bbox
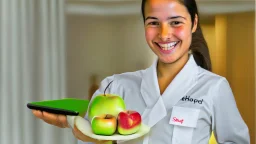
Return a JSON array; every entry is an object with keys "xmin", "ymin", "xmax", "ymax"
[{"xmin": 157, "ymin": 54, "xmax": 190, "ymax": 80}]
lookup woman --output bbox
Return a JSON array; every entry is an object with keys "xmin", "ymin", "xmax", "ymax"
[{"xmin": 33, "ymin": 0, "xmax": 250, "ymax": 143}]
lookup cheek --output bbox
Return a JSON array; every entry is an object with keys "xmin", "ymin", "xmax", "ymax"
[
  {"xmin": 173, "ymin": 26, "xmax": 191, "ymax": 40},
  {"xmin": 145, "ymin": 28, "xmax": 157, "ymax": 41}
]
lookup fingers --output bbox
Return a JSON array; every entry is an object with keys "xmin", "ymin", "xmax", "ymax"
[
  {"xmin": 58, "ymin": 114, "xmax": 69, "ymax": 128},
  {"xmin": 41, "ymin": 111, "xmax": 58, "ymax": 125},
  {"xmin": 72, "ymin": 125, "xmax": 105, "ymax": 143},
  {"xmin": 32, "ymin": 110, "xmax": 68, "ymax": 128},
  {"xmin": 72, "ymin": 125, "xmax": 91, "ymax": 141},
  {"xmin": 32, "ymin": 110, "xmax": 43, "ymax": 119},
  {"xmin": 42, "ymin": 111, "xmax": 68, "ymax": 128},
  {"xmin": 32, "ymin": 110, "xmax": 111, "ymax": 143}
]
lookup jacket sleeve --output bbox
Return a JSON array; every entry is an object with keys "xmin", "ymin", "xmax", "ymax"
[
  {"xmin": 84, "ymin": 75, "xmax": 116, "ymax": 121},
  {"xmin": 212, "ymin": 78, "xmax": 250, "ymax": 144}
]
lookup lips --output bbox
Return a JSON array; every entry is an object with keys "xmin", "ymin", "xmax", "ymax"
[{"xmin": 155, "ymin": 41, "xmax": 180, "ymax": 54}]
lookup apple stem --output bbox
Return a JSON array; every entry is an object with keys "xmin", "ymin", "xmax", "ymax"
[
  {"xmin": 105, "ymin": 114, "xmax": 111, "ymax": 119},
  {"xmin": 104, "ymin": 80, "xmax": 113, "ymax": 96}
]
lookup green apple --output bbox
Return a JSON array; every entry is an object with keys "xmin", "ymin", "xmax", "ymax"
[
  {"xmin": 91, "ymin": 114, "xmax": 117, "ymax": 136},
  {"xmin": 88, "ymin": 94, "xmax": 126, "ymax": 121}
]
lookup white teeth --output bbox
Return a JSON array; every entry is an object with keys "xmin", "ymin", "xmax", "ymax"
[{"xmin": 158, "ymin": 42, "xmax": 178, "ymax": 50}]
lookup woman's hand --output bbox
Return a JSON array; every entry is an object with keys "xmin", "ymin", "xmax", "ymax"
[
  {"xmin": 72, "ymin": 125, "xmax": 112, "ymax": 144},
  {"xmin": 32, "ymin": 110, "xmax": 112, "ymax": 143},
  {"xmin": 32, "ymin": 110, "xmax": 68, "ymax": 128}
]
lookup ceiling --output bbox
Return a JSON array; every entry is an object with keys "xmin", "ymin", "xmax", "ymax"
[{"xmin": 66, "ymin": 0, "xmax": 255, "ymax": 21}]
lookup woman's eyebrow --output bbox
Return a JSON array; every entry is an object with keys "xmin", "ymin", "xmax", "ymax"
[
  {"xmin": 145, "ymin": 16, "xmax": 186, "ymax": 21},
  {"xmin": 167, "ymin": 16, "xmax": 186, "ymax": 20},
  {"xmin": 145, "ymin": 16, "xmax": 158, "ymax": 21}
]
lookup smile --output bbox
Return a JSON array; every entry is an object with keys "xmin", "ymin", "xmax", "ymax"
[{"xmin": 155, "ymin": 41, "xmax": 180, "ymax": 53}]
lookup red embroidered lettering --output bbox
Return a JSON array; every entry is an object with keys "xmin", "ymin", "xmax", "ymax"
[{"xmin": 173, "ymin": 117, "xmax": 184, "ymax": 124}]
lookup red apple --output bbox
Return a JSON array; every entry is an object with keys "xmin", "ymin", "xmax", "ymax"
[
  {"xmin": 91, "ymin": 114, "xmax": 117, "ymax": 136},
  {"xmin": 117, "ymin": 110, "xmax": 142, "ymax": 135}
]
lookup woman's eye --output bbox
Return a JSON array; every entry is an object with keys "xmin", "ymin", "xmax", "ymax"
[
  {"xmin": 148, "ymin": 21, "xmax": 159, "ymax": 25},
  {"xmin": 170, "ymin": 21, "xmax": 182, "ymax": 26}
]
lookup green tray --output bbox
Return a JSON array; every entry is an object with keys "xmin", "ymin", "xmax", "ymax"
[{"xmin": 27, "ymin": 98, "xmax": 89, "ymax": 116}]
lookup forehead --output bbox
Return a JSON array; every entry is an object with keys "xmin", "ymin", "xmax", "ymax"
[{"xmin": 144, "ymin": 0, "xmax": 189, "ymax": 18}]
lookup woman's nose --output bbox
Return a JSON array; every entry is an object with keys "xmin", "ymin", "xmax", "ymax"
[{"xmin": 159, "ymin": 24, "xmax": 171, "ymax": 41}]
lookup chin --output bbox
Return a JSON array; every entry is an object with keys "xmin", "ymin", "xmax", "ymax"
[
  {"xmin": 157, "ymin": 53, "xmax": 179, "ymax": 64},
  {"xmin": 159, "ymin": 58, "xmax": 177, "ymax": 64},
  {"xmin": 157, "ymin": 51, "xmax": 189, "ymax": 65}
]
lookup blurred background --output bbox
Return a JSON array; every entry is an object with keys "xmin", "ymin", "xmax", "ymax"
[{"xmin": 0, "ymin": 0, "xmax": 255, "ymax": 144}]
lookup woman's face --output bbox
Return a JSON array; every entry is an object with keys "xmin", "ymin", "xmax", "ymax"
[{"xmin": 144, "ymin": 0, "xmax": 197, "ymax": 64}]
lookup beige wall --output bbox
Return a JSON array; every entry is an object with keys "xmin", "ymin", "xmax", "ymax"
[
  {"xmin": 202, "ymin": 17, "xmax": 228, "ymax": 78},
  {"xmin": 202, "ymin": 15, "xmax": 228, "ymax": 78},
  {"xmin": 66, "ymin": 14, "xmax": 155, "ymax": 99},
  {"xmin": 202, "ymin": 12, "xmax": 255, "ymax": 143},
  {"xmin": 226, "ymin": 12, "xmax": 255, "ymax": 144},
  {"xmin": 201, "ymin": 23, "xmax": 216, "ymax": 72},
  {"xmin": 215, "ymin": 15, "xmax": 227, "ymax": 77}
]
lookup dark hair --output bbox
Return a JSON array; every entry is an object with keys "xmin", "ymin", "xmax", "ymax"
[{"xmin": 141, "ymin": 0, "xmax": 212, "ymax": 71}]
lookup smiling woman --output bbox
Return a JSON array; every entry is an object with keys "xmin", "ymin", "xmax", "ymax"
[{"xmin": 32, "ymin": 0, "xmax": 250, "ymax": 144}]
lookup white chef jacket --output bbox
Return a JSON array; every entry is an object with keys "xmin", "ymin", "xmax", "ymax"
[{"xmin": 80, "ymin": 55, "xmax": 250, "ymax": 144}]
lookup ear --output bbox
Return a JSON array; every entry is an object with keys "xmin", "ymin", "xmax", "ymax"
[{"xmin": 192, "ymin": 14, "xmax": 198, "ymax": 33}]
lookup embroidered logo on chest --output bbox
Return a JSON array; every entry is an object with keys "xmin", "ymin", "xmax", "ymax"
[{"xmin": 181, "ymin": 96, "xmax": 203, "ymax": 104}]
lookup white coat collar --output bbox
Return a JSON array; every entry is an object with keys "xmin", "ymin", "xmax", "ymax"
[
  {"xmin": 140, "ymin": 54, "xmax": 199, "ymax": 141},
  {"xmin": 141, "ymin": 54, "xmax": 199, "ymax": 111}
]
